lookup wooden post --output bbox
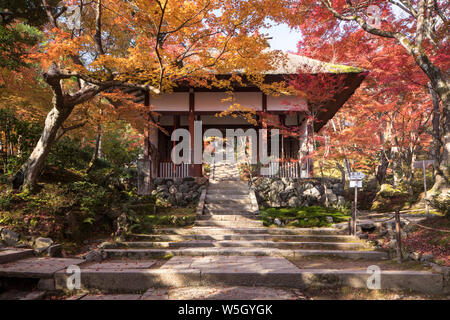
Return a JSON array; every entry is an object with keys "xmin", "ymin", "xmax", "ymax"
[
  {"xmin": 348, "ymin": 216, "xmax": 352, "ymax": 235},
  {"xmin": 395, "ymin": 209, "xmax": 403, "ymax": 263},
  {"xmin": 422, "ymin": 161, "xmax": 429, "ymax": 216},
  {"xmin": 353, "ymin": 186, "xmax": 358, "ymax": 235}
]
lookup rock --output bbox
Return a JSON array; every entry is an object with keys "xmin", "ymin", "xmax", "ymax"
[
  {"xmin": 303, "ymin": 187, "xmax": 321, "ymax": 199},
  {"xmin": 421, "ymin": 253, "xmax": 434, "ymax": 262},
  {"xmin": 337, "ymin": 196, "xmax": 345, "ymax": 206},
  {"xmin": 303, "ymin": 183, "xmax": 314, "ymax": 190},
  {"xmin": 332, "ymin": 183, "xmax": 344, "ymax": 195},
  {"xmin": 154, "ymin": 178, "xmax": 165, "ymax": 186},
  {"xmin": 409, "ymin": 252, "xmax": 422, "ymax": 261},
  {"xmin": 357, "ymin": 232, "xmax": 369, "ymax": 239},
  {"xmin": 156, "ymin": 185, "xmax": 168, "ymax": 193},
  {"xmin": 387, "ymin": 239, "xmax": 397, "ymax": 249},
  {"xmin": 173, "ymin": 178, "xmax": 183, "ymax": 185},
  {"xmin": 271, "ymin": 180, "xmax": 285, "ymax": 192},
  {"xmin": 84, "ymin": 250, "xmax": 102, "ymax": 262},
  {"xmin": 1, "ymin": 228, "xmax": 20, "ymax": 246},
  {"xmin": 169, "ymin": 185, "xmax": 178, "ymax": 195},
  {"xmin": 34, "ymin": 237, "xmax": 54, "ymax": 253},
  {"xmin": 360, "ymin": 222, "xmax": 376, "ymax": 232},
  {"xmin": 431, "ymin": 264, "xmax": 450, "ymax": 276},
  {"xmin": 47, "ymin": 244, "xmax": 63, "ymax": 257},
  {"xmin": 179, "ymin": 183, "xmax": 190, "ymax": 193},
  {"xmin": 325, "ymin": 192, "xmax": 337, "ymax": 204},
  {"xmin": 279, "ymin": 190, "xmax": 291, "ymax": 201},
  {"xmin": 175, "ymin": 192, "xmax": 184, "ymax": 204},
  {"xmin": 288, "ymin": 196, "xmax": 301, "ymax": 207},
  {"xmin": 274, "ymin": 218, "xmax": 282, "ymax": 226},
  {"xmin": 325, "ymin": 216, "xmax": 334, "ymax": 223}
]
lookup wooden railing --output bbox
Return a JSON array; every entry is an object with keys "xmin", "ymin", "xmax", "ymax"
[
  {"xmin": 159, "ymin": 161, "xmax": 190, "ymax": 178},
  {"xmin": 260, "ymin": 160, "xmax": 309, "ymax": 178}
]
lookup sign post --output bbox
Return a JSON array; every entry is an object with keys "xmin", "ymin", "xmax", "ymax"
[
  {"xmin": 349, "ymin": 172, "xmax": 365, "ymax": 235},
  {"xmin": 413, "ymin": 160, "xmax": 434, "ymax": 216}
]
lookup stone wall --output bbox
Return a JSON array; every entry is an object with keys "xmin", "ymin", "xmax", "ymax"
[
  {"xmin": 250, "ymin": 177, "xmax": 345, "ymax": 208},
  {"xmin": 152, "ymin": 177, "xmax": 208, "ymax": 206}
]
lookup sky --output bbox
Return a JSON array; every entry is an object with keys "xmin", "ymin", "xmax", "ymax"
[{"xmin": 261, "ymin": 23, "xmax": 303, "ymax": 53}]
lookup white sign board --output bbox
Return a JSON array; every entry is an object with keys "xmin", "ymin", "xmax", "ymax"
[
  {"xmin": 349, "ymin": 172, "xmax": 366, "ymax": 181},
  {"xmin": 413, "ymin": 160, "xmax": 434, "ymax": 169},
  {"xmin": 349, "ymin": 180, "xmax": 362, "ymax": 188}
]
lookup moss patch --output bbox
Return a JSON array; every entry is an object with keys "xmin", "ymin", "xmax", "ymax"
[{"xmin": 259, "ymin": 206, "xmax": 350, "ymax": 228}]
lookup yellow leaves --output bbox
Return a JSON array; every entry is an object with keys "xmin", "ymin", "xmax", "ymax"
[{"xmin": 216, "ymin": 102, "xmax": 258, "ymax": 126}]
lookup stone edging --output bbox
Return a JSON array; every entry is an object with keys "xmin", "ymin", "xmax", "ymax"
[
  {"xmin": 249, "ymin": 189, "xmax": 260, "ymax": 215},
  {"xmin": 196, "ymin": 188, "xmax": 207, "ymax": 216}
]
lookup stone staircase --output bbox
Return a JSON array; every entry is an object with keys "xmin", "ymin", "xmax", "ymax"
[{"xmin": 100, "ymin": 162, "xmax": 377, "ymax": 260}]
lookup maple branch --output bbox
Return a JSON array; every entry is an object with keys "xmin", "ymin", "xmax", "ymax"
[
  {"xmin": 166, "ymin": 0, "xmax": 211, "ymax": 35},
  {"xmin": 42, "ymin": 0, "xmax": 58, "ymax": 28},
  {"xmin": 155, "ymin": 0, "xmax": 168, "ymax": 89},
  {"xmin": 433, "ymin": 0, "xmax": 447, "ymax": 24},
  {"xmin": 55, "ymin": 120, "xmax": 88, "ymax": 142},
  {"xmin": 320, "ymin": 0, "xmax": 397, "ymax": 38}
]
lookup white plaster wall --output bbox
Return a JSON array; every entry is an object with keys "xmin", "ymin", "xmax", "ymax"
[
  {"xmin": 196, "ymin": 92, "xmax": 262, "ymax": 111},
  {"xmin": 200, "ymin": 115, "xmax": 252, "ymax": 125},
  {"xmin": 151, "ymin": 93, "xmax": 189, "ymax": 112},
  {"xmin": 267, "ymin": 95, "xmax": 307, "ymax": 111}
]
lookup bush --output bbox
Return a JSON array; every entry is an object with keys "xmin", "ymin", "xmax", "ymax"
[{"xmin": 47, "ymin": 137, "xmax": 93, "ymax": 171}]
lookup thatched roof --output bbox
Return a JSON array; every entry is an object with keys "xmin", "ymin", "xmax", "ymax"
[{"xmin": 267, "ymin": 52, "xmax": 364, "ymax": 75}]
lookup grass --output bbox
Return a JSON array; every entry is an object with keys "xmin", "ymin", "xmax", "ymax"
[
  {"xmin": 259, "ymin": 205, "xmax": 350, "ymax": 228},
  {"xmin": 128, "ymin": 205, "xmax": 197, "ymax": 233}
]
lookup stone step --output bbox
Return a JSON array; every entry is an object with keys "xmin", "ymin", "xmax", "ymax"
[
  {"xmin": 100, "ymin": 240, "xmax": 367, "ymax": 250},
  {"xmin": 128, "ymin": 234, "xmax": 360, "ymax": 243},
  {"xmin": 206, "ymin": 192, "xmax": 249, "ymax": 200},
  {"xmin": 205, "ymin": 198, "xmax": 251, "ymax": 205},
  {"xmin": 206, "ymin": 189, "xmax": 250, "ymax": 195},
  {"xmin": 195, "ymin": 220, "xmax": 264, "ymax": 228},
  {"xmin": 196, "ymin": 214, "xmax": 260, "ymax": 221},
  {"xmin": 102, "ymin": 248, "xmax": 388, "ymax": 260},
  {"xmin": 154, "ymin": 227, "xmax": 346, "ymax": 236},
  {"xmin": 204, "ymin": 208, "xmax": 255, "ymax": 215},
  {"xmin": 204, "ymin": 203, "xmax": 253, "ymax": 210},
  {"xmin": 0, "ymin": 248, "xmax": 34, "ymax": 264},
  {"xmin": 54, "ymin": 256, "xmax": 442, "ymax": 294},
  {"xmin": 205, "ymin": 192, "xmax": 250, "ymax": 202},
  {"xmin": 208, "ymin": 181, "xmax": 247, "ymax": 186}
]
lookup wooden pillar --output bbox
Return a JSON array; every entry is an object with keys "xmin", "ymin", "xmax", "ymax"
[
  {"xmin": 173, "ymin": 114, "xmax": 180, "ymax": 174},
  {"xmin": 280, "ymin": 114, "xmax": 285, "ymax": 162},
  {"xmin": 189, "ymin": 89, "xmax": 202, "ymax": 177},
  {"xmin": 144, "ymin": 90, "xmax": 151, "ymax": 160}
]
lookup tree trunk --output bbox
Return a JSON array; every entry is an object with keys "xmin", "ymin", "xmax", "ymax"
[
  {"xmin": 14, "ymin": 103, "xmax": 73, "ymax": 191},
  {"xmin": 428, "ymin": 83, "xmax": 449, "ymax": 194},
  {"xmin": 376, "ymin": 149, "xmax": 390, "ymax": 186},
  {"xmin": 86, "ymin": 123, "xmax": 102, "ymax": 173}
]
